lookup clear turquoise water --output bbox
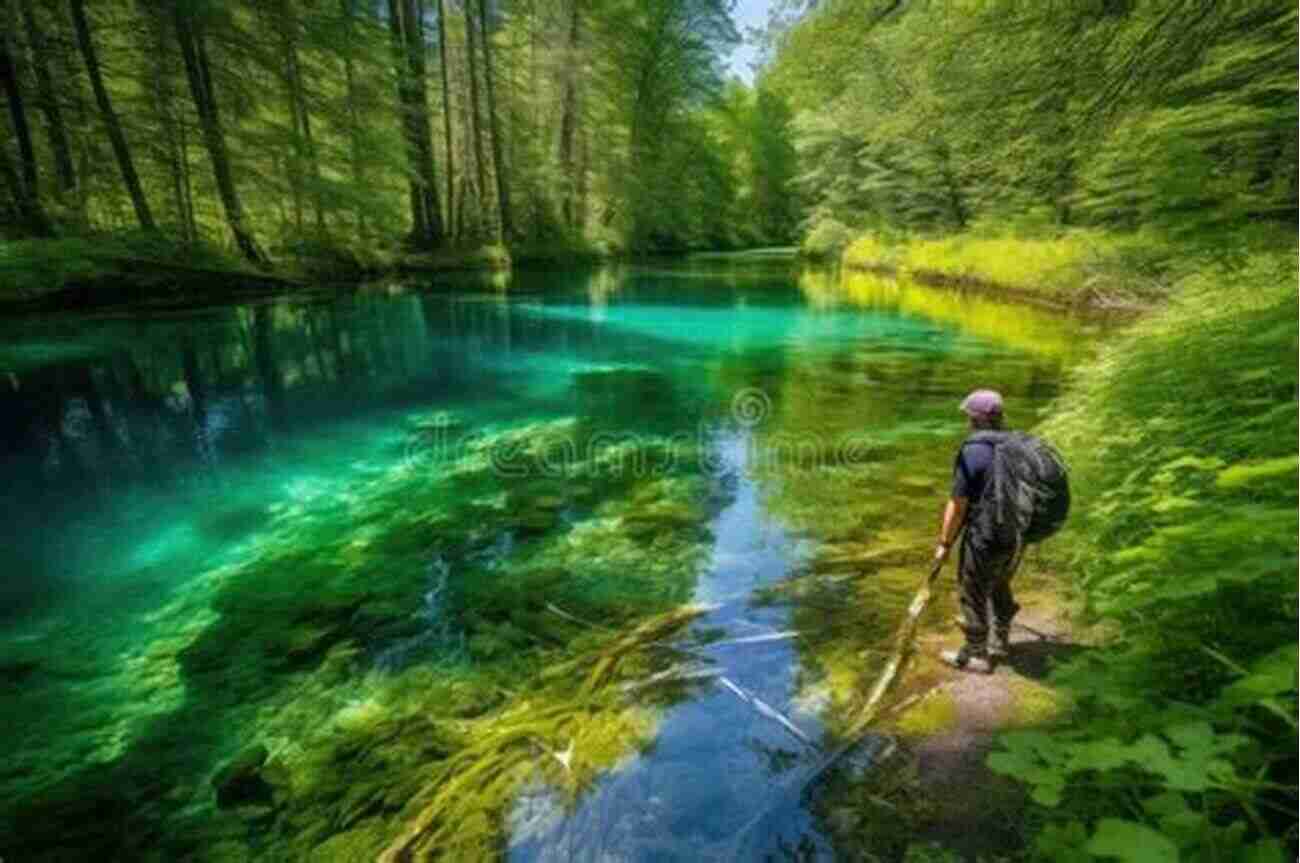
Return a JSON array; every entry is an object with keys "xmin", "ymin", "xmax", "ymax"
[{"xmin": 0, "ymin": 260, "xmax": 1091, "ymax": 861}]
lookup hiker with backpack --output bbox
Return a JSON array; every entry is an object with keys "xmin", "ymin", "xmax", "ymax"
[{"xmin": 932, "ymin": 389, "xmax": 1070, "ymax": 673}]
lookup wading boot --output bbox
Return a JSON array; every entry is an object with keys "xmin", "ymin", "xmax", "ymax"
[
  {"xmin": 989, "ymin": 602, "xmax": 1020, "ymax": 661},
  {"xmin": 940, "ymin": 645, "xmax": 994, "ymax": 674},
  {"xmin": 989, "ymin": 625, "xmax": 1012, "ymax": 661}
]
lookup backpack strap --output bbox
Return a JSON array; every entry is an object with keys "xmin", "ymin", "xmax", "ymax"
[{"xmin": 965, "ymin": 430, "xmax": 1010, "ymax": 447}]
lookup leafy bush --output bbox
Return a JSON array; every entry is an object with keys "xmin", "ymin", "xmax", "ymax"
[
  {"xmin": 800, "ymin": 217, "xmax": 855, "ymax": 260},
  {"xmin": 991, "ymin": 251, "xmax": 1298, "ymax": 860}
]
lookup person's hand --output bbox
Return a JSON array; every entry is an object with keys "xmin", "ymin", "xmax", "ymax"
[{"xmin": 933, "ymin": 543, "xmax": 951, "ymax": 566}]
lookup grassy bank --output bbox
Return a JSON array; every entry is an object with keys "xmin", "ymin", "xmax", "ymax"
[
  {"xmin": 825, "ymin": 227, "xmax": 1292, "ymax": 311},
  {"xmin": 986, "ymin": 249, "xmax": 1298, "ymax": 860},
  {"xmin": 0, "ymin": 233, "xmax": 617, "ymax": 312}
]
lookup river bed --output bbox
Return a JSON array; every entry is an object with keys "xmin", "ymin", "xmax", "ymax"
[{"xmin": 0, "ymin": 259, "xmax": 1096, "ymax": 861}]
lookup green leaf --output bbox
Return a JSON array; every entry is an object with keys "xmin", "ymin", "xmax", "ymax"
[
  {"xmin": 1219, "ymin": 644, "xmax": 1298, "ymax": 705},
  {"xmin": 1154, "ymin": 809, "xmax": 1203, "ymax": 847},
  {"xmin": 1085, "ymin": 819, "xmax": 1179, "ymax": 863},
  {"xmin": 1030, "ymin": 779, "xmax": 1064, "ymax": 807},
  {"xmin": 1140, "ymin": 791, "xmax": 1186, "ymax": 818},
  {"xmin": 1069, "ymin": 738, "xmax": 1137, "ymax": 772},
  {"xmin": 1036, "ymin": 821, "xmax": 1092, "ymax": 863}
]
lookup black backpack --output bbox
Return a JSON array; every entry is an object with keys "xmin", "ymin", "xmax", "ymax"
[{"xmin": 965, "ymin": 431, "xmax": 1070, "ymax": 546}]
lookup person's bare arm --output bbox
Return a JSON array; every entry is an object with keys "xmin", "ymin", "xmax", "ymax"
[{"xmin": 934, "ymin": 496, "xmax": 968, "ymax": 565}]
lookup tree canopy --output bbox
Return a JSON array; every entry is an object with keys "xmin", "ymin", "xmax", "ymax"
[
  {"xmin": 763, "ymin": 0, "xmax": 1297, "ymax": 245},
  {"xmin": 0, "ymin": 0, "xmax": 803, "ymax": 260}
]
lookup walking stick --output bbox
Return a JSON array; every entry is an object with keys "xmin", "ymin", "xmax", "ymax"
[{"xmin": 849, "ymin": 555, "xmax": 946, "ymax": 734}]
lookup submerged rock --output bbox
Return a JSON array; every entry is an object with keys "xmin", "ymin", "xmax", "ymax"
[{"xmin": 212, "ymin": 744, "xmax": 272, "ymax": 809}]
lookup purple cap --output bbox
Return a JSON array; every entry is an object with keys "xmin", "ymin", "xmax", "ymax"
[{"xmin": 960, "ymin": 389, "xmax": 1003, "ymax": 419}]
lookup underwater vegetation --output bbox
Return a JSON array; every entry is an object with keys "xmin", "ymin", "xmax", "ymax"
[
  {"xmin": 0, "ymin": 262, "xmax": 1104, "ymax": 862},
  {"xmin": 0, "ymin": 400, "xmax": 719, "ymax": 861}
]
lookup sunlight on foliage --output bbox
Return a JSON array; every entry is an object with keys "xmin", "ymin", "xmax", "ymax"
[{"xmin": 988, "ymin": 251, "xmax": 1298, "ymax": 859}]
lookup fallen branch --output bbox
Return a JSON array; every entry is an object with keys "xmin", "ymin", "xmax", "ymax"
[
  {"xmin": 621, "ymin": 662, "xmax": 723, "ymax": 694},
  {"xmin": 723, "ymin": 560, "xmax": 945, "ymax": 859},
  {"xmin": 703, "ymin": 630, "xmax": 798, "ymax": 648},
  {"xmin": 717, "ymin": 675, "xmax": 817, "ymax": 748},
  {"xmin": 583, "ymin": 604, "xmax": 716, "ymax": 695}
]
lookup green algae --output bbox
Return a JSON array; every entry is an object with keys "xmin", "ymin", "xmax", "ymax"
[
  {"xmin": 378, "ymin": 615, "xmax": 700, "ymax": 860},
  {"xmin": 0, "ymin": 261, "xmax": 1095, "ymax": 862},
  {"xmin": 1, "ymin": 409, "xmax": 716, "ymax": 862}
]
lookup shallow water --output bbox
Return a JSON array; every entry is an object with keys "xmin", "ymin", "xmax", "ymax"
[{"xmin": 0, "ymin": 260, "xmax": 1095, "ymax": 861}]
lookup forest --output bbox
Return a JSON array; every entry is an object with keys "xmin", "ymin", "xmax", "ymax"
[
  {"xmin": 0, "ymin": 1, "xmax": 1295, "ymax": 861},
  {"xmin": 0, "ymin": 0, "xmax": 799, "ymax": 281},
  {"xmin": 3, "ymin": 1, "xmax": 1294, "ymax": 279}
]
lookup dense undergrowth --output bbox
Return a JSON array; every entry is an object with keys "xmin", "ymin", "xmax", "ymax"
[
  {"xmin": 989, "ymin": 249, "xmax": 1299, "ymax": 861},
  {"xmin": 821, "ymin": 228, "xmax": 1156, "ymax": 308},
  {"xmin": 819, "ymin": 223, "xmax": 1296, "ymax": 315}
]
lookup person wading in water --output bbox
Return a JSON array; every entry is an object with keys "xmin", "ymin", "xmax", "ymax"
[{"xmin": 932, "ymin": 389, "xmax": 1021, "ymax": 674}]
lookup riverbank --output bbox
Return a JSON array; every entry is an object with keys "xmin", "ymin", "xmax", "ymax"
[
  {"xmin": 821, "ymin": 225, "xmax": 1293, "ymax": 314},
  {"xmin": 0, "ymin": 234, "xmax": 800, "ymax": 314},
  {"xmin": 853, "ymin": 242, "xmax": 1298, "ymax": 859},
  {"xmin": 0, "ymin": 233, "xmax": 618, "ymax": 313}
]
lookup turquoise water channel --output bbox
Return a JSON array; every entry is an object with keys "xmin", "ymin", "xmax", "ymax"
[{"xmin": 0, "ymin": 260, "xmax": 1093, "ymax": 861}]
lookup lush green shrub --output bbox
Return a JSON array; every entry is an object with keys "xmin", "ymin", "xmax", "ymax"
[
  {"xmin": 801, "ymin": 217, "xmax": 855, "ymax": 260},
  {"xmin": 992, "ymin": 251, "xmax": 1298, "ymax": 860}
]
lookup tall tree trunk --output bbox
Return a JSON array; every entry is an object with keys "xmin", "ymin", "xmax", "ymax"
[
  {"xmin": 54, "ymin": 14, "xmax": 92, "ymax": 221},
  {"xmin": 435, "ymin": 0, "xmax": 455, "ymax": 239},
  {"xmin": 464, "ymin": 0, "xmax": 489, "ymax": 233},
  {"xmin": 340, "ymin": 0, "xmax": 366, "ymax": 238},
  {"xmin": 0, "ymin": 18, "xmax": 49, "ymax": 235},
  {"xmin": 1, "ymin": 10, "xmax": 39, "ymax": 201},
  {"xmin": 557, "ymin": 0, "xmax": 582, "ymax": 228},
  {"xmin": 144, "ymin": 1, "xmax": 193, "ymax": 242},
  {"xmin": 575, "ymin": 118, "xmax": 588, "ymax": 230},
  {"xmin": 279, "ymin": 0, "xmax": 322, "ymax": 234},
  {"xmin": 174, "ymin": 4, "xmax": 266, "ymax": 265},
  {"xmin": 178, "ymin": 112, "xmax": 195, "ymax": 242},
  {"xmin": 19, "ymin": 0, "xmax": 76, "ymax": 198},
  {"xmin": 389, "ymin": 0, "xmax": 424, "ymax": 243},
  {"xmin": 0, "ymin": 133, "xmax": 49, "ymax": 235},
  {"xmin": 477, "ymin": 0, "xmax": 511, "ymax": 240},
  {"xmin": 69, "ymin": 0, "xmax": 155, "ymax": 230},
  {"xmin": 295, "ymin": 67, "xmax": 323, "ymax": 234},
  {"xmin": 388, "ymin": 0, "xmax": 443, "ymax": 247},
  {"xmin": 411, "ymin": 0, "xmax": 442, "ymax": 242}
]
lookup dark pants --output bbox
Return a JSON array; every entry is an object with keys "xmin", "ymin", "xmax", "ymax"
[{"xmin": 957, "ymin": 528, "xmax": 1023, "ymax": 651}]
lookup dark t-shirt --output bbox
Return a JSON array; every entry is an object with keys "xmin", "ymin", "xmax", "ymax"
[{"xmin": 951, "ymin": 439, "xmax": 994, "ymax": 503}]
